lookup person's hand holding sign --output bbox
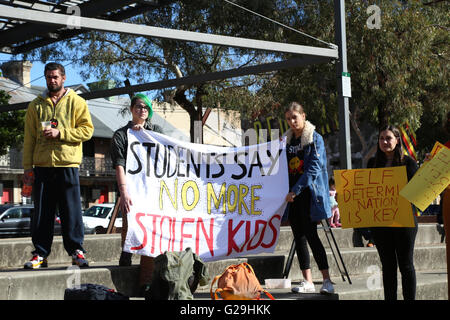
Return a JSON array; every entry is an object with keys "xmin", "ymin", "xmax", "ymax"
[{"xmin": 285, "ymin": 192, "xmax": 296, "ymax": 202}]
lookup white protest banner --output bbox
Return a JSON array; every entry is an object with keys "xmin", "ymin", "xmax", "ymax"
[{"xmin": 123, "ymin": 129, "xmax": 289, "ymax": 261}]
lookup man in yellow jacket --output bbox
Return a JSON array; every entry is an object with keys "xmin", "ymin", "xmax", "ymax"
[{"xmin": 22, "ymin": 62, "xmax": 94, "ymax": 269}]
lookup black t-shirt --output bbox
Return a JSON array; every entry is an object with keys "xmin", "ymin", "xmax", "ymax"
[{"xmin": 286, "ymin": 135, "xmax": 305, "ymax": 188}]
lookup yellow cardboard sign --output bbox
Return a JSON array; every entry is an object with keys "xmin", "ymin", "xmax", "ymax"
[
  {"xmin": 400, "ymin": 147, "xmax": 450, "ymax": 211},
  {"xmin": 416, "ymin": 141, "xmax": 449, "ymax": 175},
  {"xmin": 430, "ymin": 141, "xmax": 449, "ymax": 157},
  {"xmin": 334, "ymin": 167, "xmax": 414, "ymax": 228}
]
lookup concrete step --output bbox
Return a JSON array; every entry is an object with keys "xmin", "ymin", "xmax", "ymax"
[
  {"xmin": 196, "ymin": 269, "xmax": 448, "ymax": 300},
  {"xmin": 2, "ymin": 243, "xmax": 446, "ymax": 281},
  {"xmin": 0, "ymin": 234, "xmax": 124, "ymax": 269},
  {"xmin": 0, "ymin": 223, "xmax": 445, "ymax": 269},
  {"xmin": 1, "ymin": 236, "xmax": 446, "ymax": 281},
  {"xmin": 0, "ymin": 224, "xmax": 446, "ymax": 300},
  {"xmin": 1, "ymin": 261, "xmax": 446, "ymax": 300},
  {"xmin": 276, "ymin": 224, "xmax": 446, "ymax": 251},
  {"xmin": 283, "ymin": 244, "xmax": 447, "ymax": 280},
  {"xmin": 0, "ymin": 255, "xmax": 286, "ymax": 300}
]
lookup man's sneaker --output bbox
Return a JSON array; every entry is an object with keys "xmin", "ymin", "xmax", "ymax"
[
  {"xmin": 320, "ymin": 279, "xmax": 335, "ymax": 294},
  {"xmin": 291, "ymin": 280, "xmax": 315, "ymax": 293},
  {"xmin": 72, "ymin": 250, "xmax": 89, "ymax": 267},
  {"xmin": 24, "ymin": 254, "xmax": 48, "ymax": 269}
]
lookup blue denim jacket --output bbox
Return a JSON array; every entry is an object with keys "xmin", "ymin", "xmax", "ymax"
[{"xmin": 284, "ymin": 121, "xmax": 332, "ymax": 222}]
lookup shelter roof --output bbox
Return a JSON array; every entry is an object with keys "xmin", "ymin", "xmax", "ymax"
[{"xmin": 0, "ymin": 0, "xmax": 173, "ymax": 54}]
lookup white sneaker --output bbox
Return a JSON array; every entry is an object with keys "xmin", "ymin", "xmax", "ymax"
[
  {"xmin": 291, "ymin": 280, "xmax": 315, "ymax": 293},
  {"xmin": 72, "ymin": 249, "xmax": 89, "ymax": 267},
  {"xmin": 320, "ymin": 279, "xmax": 335, "ymax": 294},
  {"xmin": 24, "ymin": 254, "xmax": 48, "ymax": 269}
]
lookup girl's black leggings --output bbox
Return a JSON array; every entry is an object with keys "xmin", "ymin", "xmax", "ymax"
[
  {"xmin": 288, "ymin": 189, "xmax": 329, "ymax": 271},
  {"xmin": 370, "ymin": 222, "xmax": 418, "ymax": 300}
]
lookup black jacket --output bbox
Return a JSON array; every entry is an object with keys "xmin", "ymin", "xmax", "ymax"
[{"xmin": 367, "ymin": 155, "xmax": 418, "ymax": 181}]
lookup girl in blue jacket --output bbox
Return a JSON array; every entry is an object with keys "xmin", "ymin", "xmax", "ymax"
[{"xmin": 284, "ymin": 102, "xmax": 334, "ymax": 294}]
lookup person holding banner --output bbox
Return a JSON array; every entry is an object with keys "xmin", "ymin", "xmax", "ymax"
[
  {"xmin": 110, "ymin": 94, "xmax": 163, "ymax": 287},
  {"xmin": 284, "ymin": 102, "xmax": 334, "ymax": 294},
  {"xmin": 368, "ymin": 125, "xmax": 418, "ymax": 300}
]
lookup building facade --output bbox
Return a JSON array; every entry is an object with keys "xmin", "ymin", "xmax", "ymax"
[{"xmin": 0, "ymin": 61, "xmax": 242, "ymax": 209}]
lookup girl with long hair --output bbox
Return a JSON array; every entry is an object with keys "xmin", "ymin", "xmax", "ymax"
[{"xmin": 368, "ymin": 125, "xmax": 418, "ymax": 300}]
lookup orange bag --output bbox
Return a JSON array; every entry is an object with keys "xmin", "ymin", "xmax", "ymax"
[{"xmin": 210, "ymin": 262, "xmax": 275, "ymax": 300}]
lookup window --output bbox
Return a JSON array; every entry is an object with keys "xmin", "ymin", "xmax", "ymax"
[
  {"xmin": 83, "ymin": 206, "xmax": 112, "ymax": 219},
  {"xmin": 21, "ymin": 209, "xmax": 33, "ymax": 219},
  {"xmin": 2, "ymin": 208, "xmax": 21, "ymax": 220}
]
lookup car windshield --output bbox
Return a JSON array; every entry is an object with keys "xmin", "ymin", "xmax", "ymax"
[{"xmin": 83, "ymin": 206, "xmax": 112, "ymax": 219}]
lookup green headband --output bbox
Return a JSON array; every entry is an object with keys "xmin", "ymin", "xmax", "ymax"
[{"xmin": 132, "ymin": 93, "xmax": 153, "ymax": 119}]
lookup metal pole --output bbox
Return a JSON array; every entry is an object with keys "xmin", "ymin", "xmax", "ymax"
[
  {"xmin": 0, "ymin": 4, "xmax": 338, "ymax": 59},
  {"xmin": 334, "ymin": 0, "xmax": 352, "ymax": 170}
]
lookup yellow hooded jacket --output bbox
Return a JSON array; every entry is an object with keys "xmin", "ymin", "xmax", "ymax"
[{"xmin": 23, "ymin": 89, "xmax": 94, "ymax": 170}]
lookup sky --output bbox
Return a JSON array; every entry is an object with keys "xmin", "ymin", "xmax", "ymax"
[{"xmin": 0, "ymin": 53, "xmax": 98, "ymax": 89}]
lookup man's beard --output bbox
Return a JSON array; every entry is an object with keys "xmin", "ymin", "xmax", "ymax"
[{"xmin": 48, "ymin": 84, "xmax": 62, "ymax": 93}]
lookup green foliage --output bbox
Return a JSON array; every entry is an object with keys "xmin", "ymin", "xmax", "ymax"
[
  {"xmin": 259, "ymin": 0, "xmax": 449, "ymax": 158},
  {"xmin": 21, "ymin": 0, "xmax": 449, "ymax": 153},
  {"xmin": 0, "ymin": 90, "xmax": 25, "ymax": 155},
  {"xmin": 23, "ymin": 1, "xmax": 299, "ymax": 141}
]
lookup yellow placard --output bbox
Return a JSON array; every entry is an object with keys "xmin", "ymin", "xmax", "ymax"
[
  {"xmin": 416, "ymin": 141, "xmax": 449, "ymax": 175},
  {"xmin": 334, "ymin": 166, "xmax": 414, "ymax": 228},
  {"xmin": 430, "ymin": 141, "xmax": 449, "ymax": 157},
  {"xmin": 400, "ymin": 147, "xmax": 450, "ymax": 211}
]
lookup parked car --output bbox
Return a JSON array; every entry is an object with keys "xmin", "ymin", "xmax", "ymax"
[
  {"xmin": 0, "ymin": 205, "xmax": 62, "ymax": 238},
  {"xmin": 82, "ymin": 203, "xmax": 122, "ymax": 234},
  {"xmin": 0, "ymin": 204, "xmax": 14, "ymax": 215}
]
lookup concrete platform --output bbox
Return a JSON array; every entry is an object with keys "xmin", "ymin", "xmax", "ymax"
[
  {"xmin": 199, "ymin": 269, "xmax": 448, "ymax": 300},
  {"xmin": 1, "ymin": 262, "xmax": 445, "ymax": 300},
  {"xmin": 0, "ymin": 224, "xmax": 447, "ymax": 300}
]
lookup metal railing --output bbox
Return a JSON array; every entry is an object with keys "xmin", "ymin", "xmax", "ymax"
[
  {"xmin": 0, "ymin": 149, "xmax": 23, "ymax": 170},
  {"xmin": 79, "ymin": 157, "xmax": 115, "ymax": 177}
]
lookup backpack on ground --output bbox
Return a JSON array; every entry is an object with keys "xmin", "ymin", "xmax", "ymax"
[
  {"xmin": 64, "ymin": 283, "xmax": 129, "ymax": 300},
  {"xmin": 145, "ymin": 247, "xmax": 209, "ymax": 300},
  {"xmin": 210, "ymin": 262, "xmax": 275, "ymax": 300}
]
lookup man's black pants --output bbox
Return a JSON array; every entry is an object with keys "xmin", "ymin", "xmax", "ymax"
[{"xmin": 31, "ymin": 167, "xmax": 85, "ymax": 257}]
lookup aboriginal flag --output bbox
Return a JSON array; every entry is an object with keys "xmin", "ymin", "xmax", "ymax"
[{"xmin": 399, "ymin": 121, "xmax": 417, "ymax": 161}]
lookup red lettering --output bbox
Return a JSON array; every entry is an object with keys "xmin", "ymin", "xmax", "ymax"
[
  {"xmin": 368, "ymin": 170, "xmax": 380, "ymax": 184},
  {"xmin": 340, "ymin": 170, "xmax": 350, "ymax": 188},
  {"xmin": 381, "ymin": 169, "xmax": 394, "ymax": 184},
  {"xmin": 159, "ymin": 216, "xmax": 172, "ymax": 254},
  {"xmin": 436, "ymin": 152, "xmax": 449, "ymax": 165},
  {"xmin": 247, "ymin": 220, "xmax": 267, "ymax": 250},
  {"xmin": 170, "ymin": 217, "xmax": 176, "ymax": 251},
  {"xmin": 180, "ymin": 218, "xmax": 195, "ymax": 251},
  {"xmin": 130, "ymin": 213, "xmax": 148, "ymax": 251},
  {"xmin": 239, "ymin": 221, "xmax": 252, "ymax": 252},
  {"xmin": 227, "ymin": 220, "xmax": 245, "ymax": 255},
  {"xmin": 377, "ymin": 186, "xmax": 383, "ymax": 197},
  {"xmin": 354, "ymin": 170, "xmax": 364, "ymax": 186},
  {"xmin": 262, "ymin": 214, "xmax": 280, "ymax": 248},
  {"xmin": 373, "ymin": 209, "xmax": 381, "ymax": 222},
  {"xmin": 392, "ymin": 208, "xmax": 399, "ymax": 220},
  {"xmin": 195, "ymin": 217, "xmax": 214, "ymax": 257},
  {"xmin": 149, "ymin": 214, "xmax": 161, "ymax": 254},
  {"xmin": 354, "ymin": 210, "xmax": 362, "ymax": 223}
]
